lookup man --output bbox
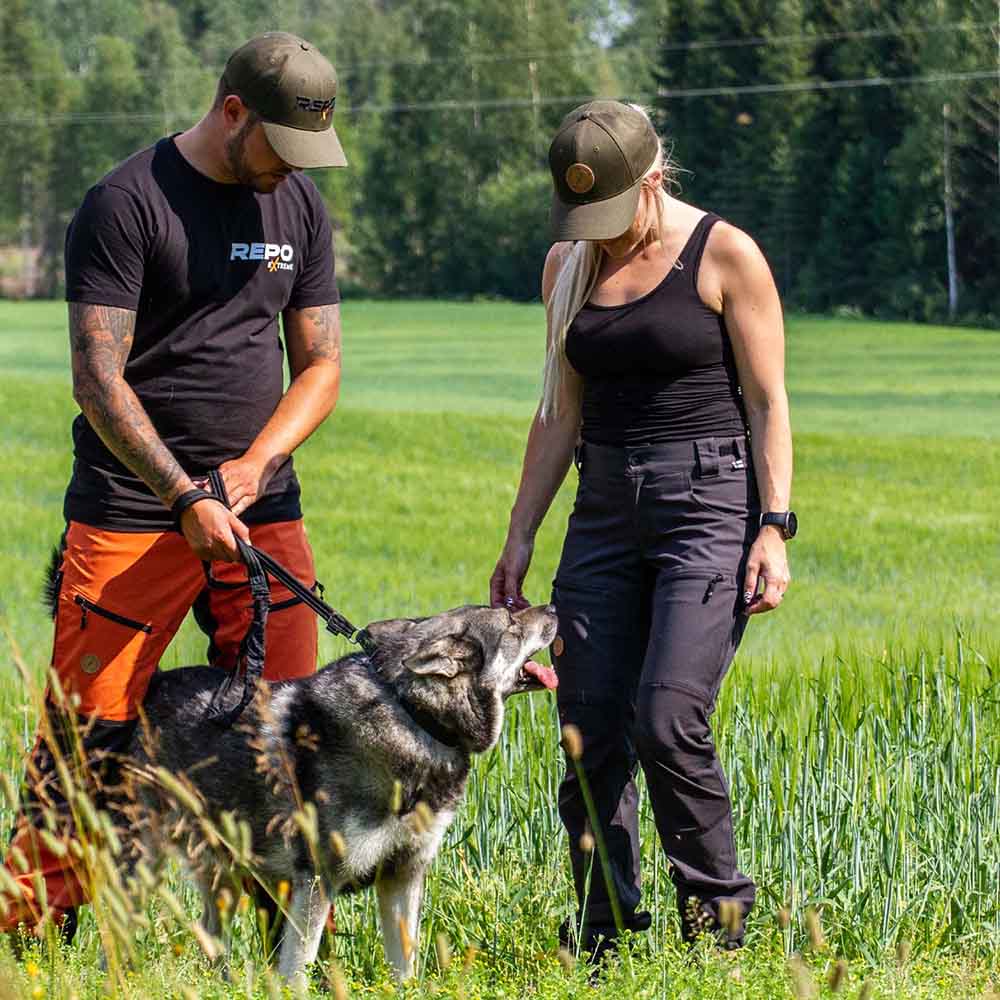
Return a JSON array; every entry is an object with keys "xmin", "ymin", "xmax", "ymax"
[{"xmin": 1, "ymin": 32, "xmax": 346, "ymax": 935}]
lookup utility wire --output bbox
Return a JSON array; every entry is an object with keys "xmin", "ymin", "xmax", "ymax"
[
  {"xmin": 341, "ymin": 18, "xmax": 998, "ymax": 69},
  {"xmin": 1, "ymin": 68, "xmax": 995, "ymax": 125},
  {"xmin": 1, "ymin": 19, "xmax": 993, "ymax": 82}
]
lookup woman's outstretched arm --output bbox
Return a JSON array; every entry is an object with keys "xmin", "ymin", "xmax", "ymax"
[{"xmin": 490, "ymin": 244, "xmax": 583, "ymax": 608}]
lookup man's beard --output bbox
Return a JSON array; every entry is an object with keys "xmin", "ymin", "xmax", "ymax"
[{"xmin": 224, "ymin": 120, "xmax": 284, "ymax": 192}]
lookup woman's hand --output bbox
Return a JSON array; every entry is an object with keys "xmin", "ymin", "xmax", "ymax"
[
  {"xmin": 742, "ymin": 526, "xmax": 790, "ymax": 615},
  {"xmin": 490, "ymin": 536, "xmax": 535, "ymax": 610}
]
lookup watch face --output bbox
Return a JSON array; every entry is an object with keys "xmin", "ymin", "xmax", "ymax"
[{"xmin": 785, "ymin": 511, "xmax": 798, "ymax": 538}]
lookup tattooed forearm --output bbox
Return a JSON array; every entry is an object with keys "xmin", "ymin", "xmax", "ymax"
[
  {"xmin": 285, "ymin": 303, "xmax": 342, "ymax": 373},
  {"xmin": 69, "ymin": 303, "xmax": 192, "ymax": 504}
]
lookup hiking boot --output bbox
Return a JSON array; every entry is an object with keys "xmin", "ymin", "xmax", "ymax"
[{"xmin": 559, "ymin": 909, "xmax": 652, "ymax": 966}]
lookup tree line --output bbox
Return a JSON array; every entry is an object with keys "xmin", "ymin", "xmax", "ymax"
[{"xmin": 1, "ymin": 0, "xmax": 997, "ymax": 323}]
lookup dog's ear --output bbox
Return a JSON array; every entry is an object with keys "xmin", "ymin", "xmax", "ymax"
[{"xmin": 403, "ymin": 635, "xmax": 480, "ymax": 678}]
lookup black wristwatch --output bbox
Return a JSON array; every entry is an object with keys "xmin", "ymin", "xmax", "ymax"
[{"xmin": 759, "ymin": 511, "xmax": 798, "ymax": 540}]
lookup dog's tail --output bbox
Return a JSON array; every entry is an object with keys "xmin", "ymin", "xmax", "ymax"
[{"xmin": 42, "ymin": 545, "xmax": 62, "ymax": 619}]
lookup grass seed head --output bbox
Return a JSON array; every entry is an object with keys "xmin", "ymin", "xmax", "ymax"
[
  {"xmin": 578, "ymin": 831, "xmax": 595, "ymax": 853},
  {"xmin": 397, "ymin": 916, "xmax": 413, "ymax": 962},
  {"xmin": 777, "ymin": 905, "xmax": 791, "ymax": 929},
  {"xmin": 829, "ymin": 959, "xmax": 848, "ymax": 992},
  {"xmin": 0, "ymin": 772, "xmax": 17, "ymax": 810},
  {"xmin": 895, "ymin": 938, "xmax": 911, "ymax": 965},
  {"xmin": 557, "ymin": 947, "xmax": 576, "ymax": 974},
  {"xmin": 805, "ymin": 905, "xmax": 825, "ymax": 950},
  {"xmin": 190, "ymin": 920, "xmax": 222, "ymax": 960},
  {"xmin": 9, "ymin": 845, "xmax": 29, "ymax": 874},
  {"xmin": 435, "ymin": 931, "xmax": 452, "ymax": 971},
  {"xmin": 561, "ymin": 724, "xmax": 583, "ymax": 761},
  {"xmin": 857, "ymin": 982, "xmax": 873, "ymax": 1000},
  {"xmin": 787, "ymin": 956, "xmax": 818, "ymax": 999},
  {"xmin": 390, "ymin": 779, "xmax": 403, "ymax": 814},
  {"xmin": 329, "ymin": 830, "xmax": 347, "ymax": 860},
  {"xmin": 462, "ymin": 943, "xmax": 479, "ymax": 974},
  {"xmin": 719, "ymin": 898, "xmax": 741, "ymax": 939},
  {"xmin": 0, "ymin": 866, "xmax": 23, "ymax": 898},
  {"xmin": 414, "ymin": 800, "xmax": 435, "ymax": 830},
  {"xmin": 328, "ymin": 959, "xmax": 349, "ymax": 1000},
  {"xmin": 153, "ymin": 767, "xmax": 203, "ymax": 817}
]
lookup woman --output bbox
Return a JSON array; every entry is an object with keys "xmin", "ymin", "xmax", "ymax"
[{"xmin": 490, "ymin": 101, "xmax": 794, "ymax": 953}]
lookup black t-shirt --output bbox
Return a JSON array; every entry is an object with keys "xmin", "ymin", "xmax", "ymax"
[{"xmin": 63, "ymin": 136, "xmax": 339, "ymax": 530}]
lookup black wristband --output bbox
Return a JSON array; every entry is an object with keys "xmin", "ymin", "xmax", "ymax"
[{"xmin": 171, "ymin": 489, "xmax": 216, "ymax": 531}]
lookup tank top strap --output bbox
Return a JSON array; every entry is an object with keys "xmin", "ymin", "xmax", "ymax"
[{"xmin": 676, "ymin": 211, "xmax": 721, "ymax": 287}]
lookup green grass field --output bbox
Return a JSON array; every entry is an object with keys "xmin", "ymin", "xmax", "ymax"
[{"xmin": 0, "ymin": 300, "xmax": 998, "ymax": 998}]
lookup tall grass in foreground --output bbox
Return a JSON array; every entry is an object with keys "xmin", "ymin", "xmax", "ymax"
[{"xmin": 1, "ymin": 631, "xmax": 997, "ymax": 998}]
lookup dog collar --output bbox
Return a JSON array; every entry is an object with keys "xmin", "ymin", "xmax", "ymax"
[{"xmin": 397, "ymin": 696, "xmax": 462, "ymax": 749}]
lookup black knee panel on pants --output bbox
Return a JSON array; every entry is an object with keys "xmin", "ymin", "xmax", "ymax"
[{"xmin": 635, "ymin": 684, "xmax": 714, "ymax": 768}]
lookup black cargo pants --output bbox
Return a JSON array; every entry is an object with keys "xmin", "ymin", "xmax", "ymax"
[{"xmin": 552, "ymin": 436, "xmax": 757, "ymax": 946}]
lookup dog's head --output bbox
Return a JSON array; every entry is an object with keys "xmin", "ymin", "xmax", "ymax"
[{"xmin": 363, "ymin": 604, "xmax": 559, "ymax": 753}]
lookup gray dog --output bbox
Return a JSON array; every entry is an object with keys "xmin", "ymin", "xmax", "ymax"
[{"xmin": 125, "ymin": 603, "xmax": 558, "ymax": 985}]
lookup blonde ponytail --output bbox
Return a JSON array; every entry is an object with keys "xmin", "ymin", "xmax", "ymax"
[{"xmin": 539, "ymin": 240, "xmax": 601, "ymax": 422}]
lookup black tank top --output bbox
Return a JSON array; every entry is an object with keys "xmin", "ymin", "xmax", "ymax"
[{"xmin": 565, "ymin": 212, "xmax": 747, "ymax": 447}]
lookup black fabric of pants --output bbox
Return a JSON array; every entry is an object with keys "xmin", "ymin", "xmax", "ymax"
[{"xmin": 552, "ymin": 436, "xmax": 757, "ymax": 945}]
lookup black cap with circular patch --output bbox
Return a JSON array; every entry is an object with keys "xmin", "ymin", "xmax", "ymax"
[
  {"xmin": 548, "ymin": 100, "xmax": 659, "ymax": 242},
  {"xmin": 223, "ymin": 32, "xmax": 347, "ymax": 169}
]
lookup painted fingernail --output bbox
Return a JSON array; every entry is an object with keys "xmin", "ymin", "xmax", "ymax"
[{"xmin": 743, "ymin": 591, "xmax": 753, "ymax": 604}]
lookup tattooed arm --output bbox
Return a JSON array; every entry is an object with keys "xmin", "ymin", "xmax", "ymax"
[
  {"xmin": 70, "ymin": 303, "xmax": 191, "ymax": 503},
  {"xmin": 69, "ymin": 302, "xmax": 248, "ymax": 560},
  {"xmin": 219, "ymin": 303, "xmax": 341, "ymax": 516}
]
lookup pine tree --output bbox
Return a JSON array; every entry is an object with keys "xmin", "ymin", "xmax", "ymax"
[{"xmin": 652, "ymin": 0, "xmax": 813, "ymax": 297}]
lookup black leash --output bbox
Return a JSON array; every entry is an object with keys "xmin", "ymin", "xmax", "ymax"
[
  {"xmin": 200, "ymin": 471, "xmax": 376, "ymax": 725},
  {"xmin": 239, "ymin": 539, "xmax": 377, "ymax": 653}
]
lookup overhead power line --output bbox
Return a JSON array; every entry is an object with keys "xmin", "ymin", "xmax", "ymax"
[
  {"xmin": 1, "ymin": 19, "xmax": 994, "ymax": 82},
  {"xmin": 1, "ymin": 68, "xmax": 995, "ymax": 126},
  {"xmin": 341, "ymin": 18, "xmax": 997, "ymax": 69}
]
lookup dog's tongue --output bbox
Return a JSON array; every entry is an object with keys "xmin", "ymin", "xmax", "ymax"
[{"xmin": 523, "ymin": 659, "xmax": 558, "ymax": 690}]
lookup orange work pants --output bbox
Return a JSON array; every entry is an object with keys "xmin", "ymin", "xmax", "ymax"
[{"xmin": 1, "ymin": 518, "xmax": 318, "ymax": 933}]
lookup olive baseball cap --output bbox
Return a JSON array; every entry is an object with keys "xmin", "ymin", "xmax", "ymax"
[
  {"xmin": 223, "ymin": 32, "xmax": 347, "ymax": 169},
  {"xmin": 548, "ymin": 101, "xmax": 659, "ymax": 241}
]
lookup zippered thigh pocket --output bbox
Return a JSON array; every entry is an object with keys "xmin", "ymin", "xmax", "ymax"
[{"xmin": 73, "ymin": 594, "xmax": 153, "ymax": 635}]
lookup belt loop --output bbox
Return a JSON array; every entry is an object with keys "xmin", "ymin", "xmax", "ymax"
[
  {"xmin": 731, "ymin": 438, "xmax": 742, "ymax": 462},
  {"xmin": 694, "ymin": 438, "xmax": 719, "ymax": 478}
]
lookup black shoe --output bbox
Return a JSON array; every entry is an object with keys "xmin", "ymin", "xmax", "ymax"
[
  {"xmin": 681, "ymin": 899, "xmax": 744, "ymax": 952},
  {"xmin": 7, "ymin": 906, "xmax": 77, "ymax": 961},
  {"xmin": 58, "ymin": 907, "xmax": 78, "ymax": 945},
  {"xmin": 559, "ymin": 909, "xmax": 652, "ymax": 965}
]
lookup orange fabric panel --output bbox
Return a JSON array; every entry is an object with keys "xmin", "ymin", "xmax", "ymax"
[{"xmin": 53, "ymin": 523, "xmax": 204, "ymax": 722}]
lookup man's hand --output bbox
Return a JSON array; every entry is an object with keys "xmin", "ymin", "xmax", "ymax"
[
  {"xmin": 180, "ymin": 498, "xmax": 250, "ymax": 562},
  {"xmin": 219, "ymin": 453, "xmax": 276, "ymax": 518},
  {"xmin": 742, "ymin": 526, "xmax": 791, "ymax": 615}
]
